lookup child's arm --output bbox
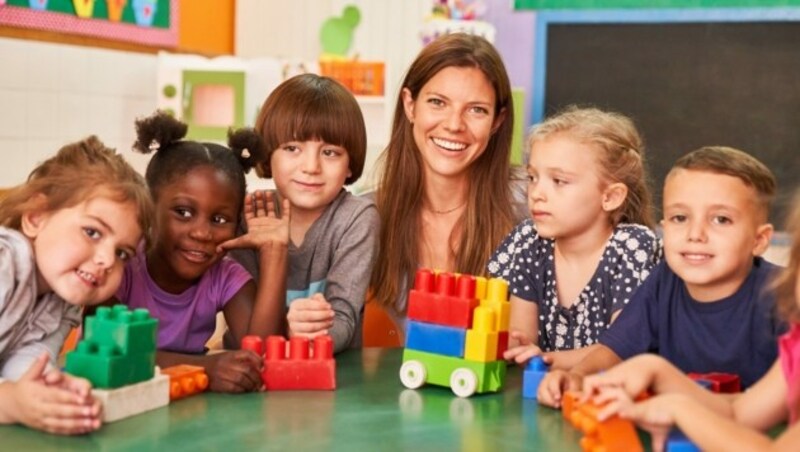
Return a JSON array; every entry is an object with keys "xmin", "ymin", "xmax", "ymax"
[
  {"xmin": 0, "ymin": 353, "xmax": 101, "ymax": 435},
  {"xmin": 155, "ymin": 350, "xmax": 262, "ymax": 393},
  {"xmin": 287, "ymin": 203, "xmax": 379, "ymax": 353},
  {"xmin": 1, "ymin": 309, "xmax": 80, "ymax": 381},
  {"xmin": 503, "ymin": 296, "xmax": 542, "ymax": 365},
  {"xmin": 218, "ymin": 190, "xmax": 290, "ymax": 339}
]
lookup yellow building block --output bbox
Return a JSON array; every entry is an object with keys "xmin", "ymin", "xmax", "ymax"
[
  {"xmin": 465, "ymin": 306, "xmax": 499, "ymax": 362},
  {"xmin": 481, "ymin": 298, "xmax": 511, "ymax": 332}
]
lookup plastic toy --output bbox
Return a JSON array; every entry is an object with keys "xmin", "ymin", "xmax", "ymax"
[
  {"xmin": 65, "ymin": 305, "xmax": 167, "ymax": 422},
  {"xmin": 399, "ymin": 269, "xmax": 510, "ymax": 398},
  {"xmin": 65, "ymin": 305, "xmax": 157, "ymax": 389},
  {"xmin": 562, "ymin": 391, "xmax": 644, "ymax": 452},
  {"xmin": 242, "ymin": 335, "xmax": 336, "ymax": 390},
  {"xmin": 522, "ymin": 356, "xmax": 548, "ymax": 399},
  {"xmin": 161, "ymin": 364, "xmax": 209, "ymax": 400},
  {"xmin": 688, "ymin": 372, "xmax": 741, "ymax": 393},
  {"xmin": 666, "ymin": 429, "xmax": 701, "ymax": 452}
]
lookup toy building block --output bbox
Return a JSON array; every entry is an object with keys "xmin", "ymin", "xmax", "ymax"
[
  {"xmin": 161, "ymin": 364, "xmax": 209, "ymax": 400},
  {"xmin": 242, "ymin": 335, "xmax": 336, "ymax": 390},
  {"xmin": 568, "ymin": 397, "xmax": 644, "ymax": 452},
  {"xmin": 688, "ymin": 372, "xmax": 741, "ymax": 393},
  {"xmin": 480, "ymin": 277, "xmax": 511, "ymax": 332},
  {"xmin": 91, "ymin": 371, "xmax": 169, "ymax": 423},
  {"xmin": 406, "ymin": 320, "xmax": 466, "ymax": 357},
  {"xmin": 464, "ymin": 306, "xmax": 499, "ymax": 362},
  {"xmin": 666, "ymin": 429, "xmax": 701, "ymax": 452},
  {"xmin": 407, "ymin": 269, "xmax": 479, "ymax": 329},
  {"xmin": 65, "ymin": 305, "xmax": 157, "ymax": 389},
  {"xmin": 401, "ymin": 349, "xmax": 506, "ymax": 397},
  {"xmin": 496, "ymin": 331, "xmax": 509, "ymax": 360},
  {"xmin": 522, "ymin": 356, "xmax": 548, "ymax": 399}
]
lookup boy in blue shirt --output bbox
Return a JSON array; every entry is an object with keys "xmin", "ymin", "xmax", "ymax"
[{"xmin": 537, "ymin": 146, "xmax": 786, "ymax": 407}]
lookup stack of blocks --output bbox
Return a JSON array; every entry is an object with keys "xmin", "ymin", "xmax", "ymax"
[
  {"xmin": 65, "ymin": 305, "xmax": 169, "ymax": 422},
  {"xmin": 561, "ymin": 391, "xmax": 643, "ymax": 452},
  {"xmin": 399, "ymin": 269, "xmax": 510, "ymax": 398},
  {"xmin": 241, "ymin": 335, "xmax": 336, "ymax": 390}
]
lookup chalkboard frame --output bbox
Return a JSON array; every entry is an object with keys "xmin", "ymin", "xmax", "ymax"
[{"xmin": 531, "ymin": 7, "xmax": 800, "ymax": 225}]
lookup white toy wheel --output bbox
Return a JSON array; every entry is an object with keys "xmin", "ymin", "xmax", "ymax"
[
  {"xmin": 450, "ymin": 368, "xmax": 478, "ymax": 398},
  {"xmin": 400, "ymin": 360, "xmax": 427, "ymax": 389}
]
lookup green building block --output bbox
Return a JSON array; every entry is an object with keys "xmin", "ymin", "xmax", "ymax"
[
  {"xmin": 65, "ymin": 305, "xmax": 158, "ymax": 389},
  {"xmin": 84, "ymin": 305, "xmax": 157, "ymax": 355},
  {"xmin": 402, "ymin": 349, "xmax": 507, "ymax": 395}
]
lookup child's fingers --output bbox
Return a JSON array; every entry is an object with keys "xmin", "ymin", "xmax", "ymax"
[
  {"xmin": 216, "ymin": 236, "xmax": 249, "ymax": 253},
  {"xmin": 537, "ymin": 373, "xmax": 564, "ymax": 408},
  {"xmin": 21, "ymin": 352, "xmax": 50, "ymax": 382},
  {"xmin": 290, "ymin": 296, "xmax": 332, "ymax": 312},
  {"xmin": 281, "ymin": 197, "xmax": 291, "ymax": 220},
  {"xmin": 40, "ymin": 412, "xmax": 101, "ymax": 436},
  {"xmin": 289, "ymin": 320, "xmax": 334, "ymax": 334},
  {"xmin": 508, "ymin": 330, "xmax": 532, "ymax": 346},
  {"xmin": 515, "ymin": 346, "xmax": 543, "ymax": 365}
]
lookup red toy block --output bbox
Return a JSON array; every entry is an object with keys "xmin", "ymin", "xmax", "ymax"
[
  {"xmin": 407, "ymin": 270, "xmax": 479, "ymax": 328},
  {"xmin": 245, "ymin": 335, "xmax": 336, "ymax": 391},
  {"xmin": 567, "ymin": 395, "xmax": 644, "ymax": 452},
  {"xmin": 687, "ymin": 372, "xmax": 740, "ymax": 393},
  {"xmin": 161, "ymin": 365, "xmax": 209, "ymax": 400},
  {"xmin": 496, "ymin": 331, "xmax": 509, "ymax": 360}
]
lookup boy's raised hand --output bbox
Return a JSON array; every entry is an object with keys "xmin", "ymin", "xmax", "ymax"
[
  {"xmin": 207, "ymin": 350, "xmax": 263, "ymax": 393},
  {"xmin": 503, "ymin": 331, "xmax": 543, "ymax": 365},
  {"xmin": 287, "ymin": 293, "xmax": 334, "ymax": 339},
  {"xmin": 6, "ymin": 353, "xmax": 101, "ymax": 435},
  {"xmin": 217, "ymin": 190, "xmax": 291, "ymax": 253}
]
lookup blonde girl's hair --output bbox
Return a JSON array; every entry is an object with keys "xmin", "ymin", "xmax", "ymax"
[
  {"xmin": 0, "ymin": 136, "xmax": 153, "ymax": 237},
  {"xmin": 370, "ymin": 33, "xmax": 517, "ymax": 310},
  {"xmin": 529, "ymin": 105, "xmax": 655, "ymax": 229}
]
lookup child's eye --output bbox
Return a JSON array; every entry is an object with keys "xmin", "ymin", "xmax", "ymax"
[
  {"xmin": 553, "ymin": 178, "xmax": 568, "ymax": 186},
  {"xmin": 322, "ymin": 148, "xmax": 342, "ymax": 157},
  {"xmin": 669, "ymin": 215, "xmax": 687, "ymax": 223},
  {"xmin": 527, "ymin": 174, "xmax": 538, "ymax": 183},
  {"xmin": 212, "ymin": 215, "xmax": 230, "ymax": 225},
  {"xmin": 282, "ymin": 145, "xmax": 300, "ymax": 153},
  {"xmin": 116, "ymin": 249, "xmax": 131, "ymax": 262},
  {"xmin": 712, "ymin": 216, "xmax": 732, "ymax": 225},
  {"xmin": 83, "ymin": 227, "xmax": 101, "ymax": 240},
  {"xmin": 174, "ymin": 207, "xmax": 192, "ymax": 219}
]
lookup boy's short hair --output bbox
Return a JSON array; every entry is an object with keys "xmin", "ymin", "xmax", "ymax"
[{"xmin": 670, "ymin": 146, "xmax": 776, "ymax": 219}]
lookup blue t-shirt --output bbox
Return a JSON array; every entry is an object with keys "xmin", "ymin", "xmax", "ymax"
[
  {"xmin": 600, "ymin": 257, "xmax": 785, "ymax": 388},
  {"xmin": 487, "ymin": 219, "xmax": 661, "ymax": 351}
]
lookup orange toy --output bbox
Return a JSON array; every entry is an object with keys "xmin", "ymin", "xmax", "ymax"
[
  {"xmin": 161, "ymin": 365, "xmax": 209, "ymax": 401},
  {"xmin": 562, "ymin": 391, "xmax": 643, "ymax": 452}
]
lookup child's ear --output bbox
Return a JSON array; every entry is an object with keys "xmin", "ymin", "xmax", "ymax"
[
  {"xmin": 20, "ymin": 194, "xmax": 50, "ymax": 239},
  {"xmin": 752, "ymin": 223, "xmax": 774, "ymax": 256},
  {"xmin": 401, "ymin": 88, "xmax": 416, "ymax": 124},
  {"xmin": 601, "ymin": 182, "xmax": 628, "ymax": 212}
]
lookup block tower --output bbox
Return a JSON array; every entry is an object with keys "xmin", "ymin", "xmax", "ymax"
[
  {"xmin": 241, "ymin": 335, "xmax": 336, "ymax": 390},
  {"xmin": 399, "ymin": 268, "xmax": 510, "ymax": 397},
  {"xmin": 65, "ymin": 305, "xmax": 157, "ymax": 389}
]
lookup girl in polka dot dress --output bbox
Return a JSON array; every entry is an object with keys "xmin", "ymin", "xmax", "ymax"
[{"xmin": 487, "ymin": 106, "xmax": 662, "ymax": 368}]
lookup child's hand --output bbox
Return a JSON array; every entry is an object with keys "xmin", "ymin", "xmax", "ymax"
[
  {"xmin": 7, "ymin": 353, "xmax": 101, "ymax": 435},
  {"xmin": 503, "ymin": 331, "xmax": 543, "ymax": 366},
  {"xmin": 617, "ymin": 394, "xmax": 681, "ymax": 452},
  {"xmin": 287, "ymin": 293, "xmax": 334, "ymax": 339},
  {"xmin": 207, "ymin": 350, "xmax": 263, "ymax": 393},
  {"xmin": 581, "ymin": 354, "xmax": 663, "ymax": 402},
  {"xmin": 537, "ymin": 369, "xmax": 583, "ymax": 408},
  {"xmin": 217, "ymin": 190, "xmax": 291, "ymax": 253}
]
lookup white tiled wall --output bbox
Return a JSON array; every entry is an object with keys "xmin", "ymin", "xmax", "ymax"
[{"xmin": 0, "ymin": 37, "xmax": 158, "ymax": 187}]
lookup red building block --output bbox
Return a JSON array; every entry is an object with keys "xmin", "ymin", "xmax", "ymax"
[
  {"xmin": 161, "ymin": 365, "xmax": 209, "ymax": 400},
  {"xmin": 242, "ymin": 335, "xmax": 337, "ymax": 391},
  {"xmin": 496, "ymin": 331, "xmax": 509, "ymax": 360},
  {"xmin": 407, "ymin": 269, "xmax": 479, "ymax": 329},
  {"xmin": 688, "ymin": 372, "xmax": 741, "ymax": 393}
]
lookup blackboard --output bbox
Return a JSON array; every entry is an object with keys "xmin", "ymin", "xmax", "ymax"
[{"xmin": 539, "ymin": 17, "xmax": 800, "ymax": 225}]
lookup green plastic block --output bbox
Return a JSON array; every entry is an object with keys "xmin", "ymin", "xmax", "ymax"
[
  {"xmin": 84, "ymin": 305, "xmax": 157, "ymax": 355},
  {"xmin": 65, "ymin": 341, "xmax": 155, "ymax": 389},
  {"xmin": 403, "ymin": 349, "xmax": 507, "ymax": 393}
]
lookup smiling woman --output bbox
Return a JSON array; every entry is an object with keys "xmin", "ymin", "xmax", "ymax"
[{"xmin": 368, "ymin": 33, "xmax": 524, "ymax": 334}]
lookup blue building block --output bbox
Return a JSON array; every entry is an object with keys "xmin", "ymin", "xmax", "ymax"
[
  {"xmin": 666, "ymin": 429, "xmax": 700, "ymax": 452},
  {"xmin": 522, "ymin": 356, "xmax": 548, "ymax": 399},
  {"xmin": 405, "ymin": 320, "xmax": 467, "ymax": 358}
]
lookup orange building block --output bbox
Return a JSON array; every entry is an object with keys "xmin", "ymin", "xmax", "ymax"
[
  {"xmin": 565, "ymin": 392, "xmax": 643, "ymax": 452},
  {"xmin": 161, "ymin": 365, "xmax": 209, "ymax": 401}
]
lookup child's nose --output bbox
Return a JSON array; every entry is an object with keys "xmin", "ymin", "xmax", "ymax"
[
  {"xmin": 302, "ymin": 151, "xmax": 322, "ymax": 173},
  {"xmin": 189, "ymin": 222, "xmax": 213, "ymax": 241},
  {"xmin": 687, "ymin": 220, "xmax": 707, "ymax": 242},
  {"xmin": 528, "ymin": 181, "xmax": 544, "ymax": 202},
  {"xmin": 94, "ymin": 245, "xmax": 114, "ymax": 270}
]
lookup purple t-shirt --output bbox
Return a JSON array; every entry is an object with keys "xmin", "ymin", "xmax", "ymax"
[{"xmin": 116, "ymin": 250, "xmax": 252, "ymax": 354}]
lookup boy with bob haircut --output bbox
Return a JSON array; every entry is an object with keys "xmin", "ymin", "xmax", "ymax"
[{"xmin": 538, "ymin": 146, "xmax": 786, "ymax": 407}]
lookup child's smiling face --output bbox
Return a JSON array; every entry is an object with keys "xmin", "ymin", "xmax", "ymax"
[
  {"xmin": 23, "ymin": 193, "xmax": 142, "ymax": 306},
  {"xmin": 661, "ymin": 169, "xmax": 773, "ymax": 301},
  {"xmin": 148, "ymin": 165, "xmax": 239, "ymax": 293}
]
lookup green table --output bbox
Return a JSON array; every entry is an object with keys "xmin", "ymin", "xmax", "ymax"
[{"xmin": 2, "ymin": 348, "xmax": 585, "ymax": 451}]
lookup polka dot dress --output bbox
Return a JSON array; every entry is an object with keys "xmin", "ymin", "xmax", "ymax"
[{"xmin": 487, "ymin": 219, "xmax": 662, "ymax": 351}]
